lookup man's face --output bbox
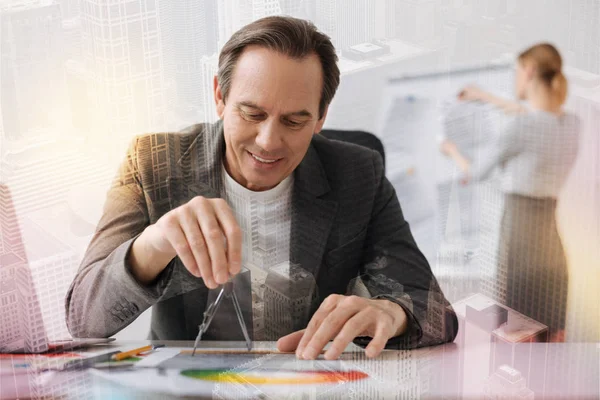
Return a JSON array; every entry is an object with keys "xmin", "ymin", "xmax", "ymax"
[{"xmin": 214, "ymin": 46, "xmax": 328, "ymax": 191}]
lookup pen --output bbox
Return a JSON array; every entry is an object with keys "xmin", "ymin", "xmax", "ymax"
[
  {"xmin": 111, "ymin": 344, "xmax": 165, "ymax": 361},
  {"xmin": 61, "ymin": 350, "xmax": 121, "ymax": 370}
]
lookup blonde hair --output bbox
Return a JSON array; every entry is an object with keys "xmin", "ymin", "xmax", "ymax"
[{"xmin": 518, "ymin": 43, "xmax": 568, "ymax": 106}]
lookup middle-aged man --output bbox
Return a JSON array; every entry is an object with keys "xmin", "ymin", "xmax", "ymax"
[{"xmin": 66, "ymin": 16, "xmax": 458, "ymax": 360}]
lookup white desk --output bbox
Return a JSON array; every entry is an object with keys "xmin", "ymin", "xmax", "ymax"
[{"xmin": 3, "ymin": 340, "xmax": 599, "ymax": 399}]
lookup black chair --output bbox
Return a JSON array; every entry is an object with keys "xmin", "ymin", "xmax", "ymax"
[{"xmin": 320, "ymin": 129, "xmax": 385, "ymax": 172}]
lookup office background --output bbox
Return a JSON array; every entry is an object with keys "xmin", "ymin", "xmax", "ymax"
[{"xmin": 0, "ymin": 0, "xmax": 598, "ymax": 344}]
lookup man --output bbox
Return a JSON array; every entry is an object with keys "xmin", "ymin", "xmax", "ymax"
[{"xmin": 66, "ymin": 16, "xmax": 457, "ymax": 360}]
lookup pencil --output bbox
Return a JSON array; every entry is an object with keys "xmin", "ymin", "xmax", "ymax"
[
  {"xmin": 179, "ymin": 349, "xmax": 327, "ymax": 355},
  {"xmin": 111, "ymin": 345, "xmax": 153, "ymax": 361}
]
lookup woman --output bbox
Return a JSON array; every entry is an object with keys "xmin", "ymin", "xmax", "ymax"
[{"xmin": 442, "ymin": 43, "xmax": 581, "ymax": 342}]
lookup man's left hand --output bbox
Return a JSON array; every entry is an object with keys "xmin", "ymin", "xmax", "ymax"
[{"xmin": 276, "ymin": 294, "xmax": 408, "ymax": 360}]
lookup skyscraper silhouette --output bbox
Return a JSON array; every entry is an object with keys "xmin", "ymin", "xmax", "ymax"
[
  {"xmin": 159, "ymin": 0, "xmax": 219, "ymax": 127},
  {"xmin": 316, "ymin": 0, "xmax": 375, "ymax": 51},
  {"xmin": 0, "ymin": 184, "xmax": 47, "ymax": 353},
  {"xmin": 79, "ymin": 0, "xmax": 166, "ymax": 140},
  {"xmin": 0, "ymin": 1, "xmax": 68, "ymax": 140},
  {"xmin": 264, "ymin": 262, "xmax": 316, "ymax": 340}
]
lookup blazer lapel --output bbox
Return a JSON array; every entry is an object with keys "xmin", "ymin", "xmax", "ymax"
[{"xmin": 290, "ymin": 140, "xmax": 338, "ymax": 280}]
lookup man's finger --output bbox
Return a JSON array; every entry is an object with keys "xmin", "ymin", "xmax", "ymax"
[
  {"xmin": 179, "ymin": 209, "xmax": 211, "ymax": 283},
  {"xmin": 295, "ymin": 294, "xmax": 341, "ymax": 358},
  {"xmin": 364, "ymin": 324, "xmax": 391, "ymax": 359},
  {"xmin": 187, "ymin": 229, "xmax": 215, "ymax": 289},
  {"xmin": 164, "ymin": 222, "xmax": 200, "ymax": 278},
  {"xmin": 302, "ymin": 297, "xmax": 363, "ymax": 360},
  {"xmin": 212, "ymin": 199, "xmax": 242, "ymax": 276},
  {"xmin": 195, "ymin": 200, "xmax": 229, "ymax": 285},
  {"xmin": 323, "ymin": 308, "xmax": 372, "ymax": 360},
  {"xmin": 276, "ymin": 329, "xmax": 305, "ymax": 353}
]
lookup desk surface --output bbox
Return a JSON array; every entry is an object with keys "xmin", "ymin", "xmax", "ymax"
[{"xmin": 2, "ymin": 340, "xmax": 599, "ymax": 400}]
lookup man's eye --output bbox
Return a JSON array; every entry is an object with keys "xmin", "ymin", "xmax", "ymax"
[
  {"xmin": 285, "ymin": 120, "xmax": 303, "ymax": 127},
  {"xmin": 242, "ymin": 112, "xmax": 263, "ymax": 120}
]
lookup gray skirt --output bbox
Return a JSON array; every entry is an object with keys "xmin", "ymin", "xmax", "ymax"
[{"xmin": 498, "ymin": 193, "xmax": 569, "ymax": 335}]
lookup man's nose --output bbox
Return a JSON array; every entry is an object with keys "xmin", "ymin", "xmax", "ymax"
[{"xmin": 255, "ymin": 120, "xmax": 283, "ymax": 153}]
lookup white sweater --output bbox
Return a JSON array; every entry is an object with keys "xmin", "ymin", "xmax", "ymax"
[{"xmin": 221, "ymin": 167, "xmax": 294, "ymax": 340}]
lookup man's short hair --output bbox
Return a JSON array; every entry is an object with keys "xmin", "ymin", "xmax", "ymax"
[{"xmin": 217, "ymin": 16, "xmax": 340, "ymax": 119}]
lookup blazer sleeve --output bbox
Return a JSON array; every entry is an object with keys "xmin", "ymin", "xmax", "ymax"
[
  {"xmin": 353, "ymin": 151, "xmax": 459, "ymax": 350},
  {"xmin": 64, "ymin": 137, "xmax": 201, "ymax": 338}
]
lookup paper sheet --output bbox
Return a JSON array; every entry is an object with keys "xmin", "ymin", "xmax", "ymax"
[{"xmin": 91, "ymin": 349, "xmax": 372, "ymax": 399}]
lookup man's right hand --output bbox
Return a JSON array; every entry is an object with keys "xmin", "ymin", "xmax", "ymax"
[{"xmin": 128, "ymin": 197, "xmax": 242, "ymax": 289}]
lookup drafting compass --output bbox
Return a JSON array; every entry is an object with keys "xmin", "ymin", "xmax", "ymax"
[{"xmin": 191, "ymin": 281, "xmax": 252, "ymax": 356}]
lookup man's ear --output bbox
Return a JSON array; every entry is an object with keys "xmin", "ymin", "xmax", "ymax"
[
  {"xmin": 214, "ymin": 75, "xmax": 225, "ymax": 119},
  {"xmin": 314, "ymin": 105, "xmax": 330, "ymax": 134}
]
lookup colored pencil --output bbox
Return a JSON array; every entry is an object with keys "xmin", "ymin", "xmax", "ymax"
[
  {"xmin": 179, "ymin": 349, "xmax": 326, "ymax": 355},
  {"xmin": 112, "ymin": 345, "xmax": 160, "ymax": 361}
]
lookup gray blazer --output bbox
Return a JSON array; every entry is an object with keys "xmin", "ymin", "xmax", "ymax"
[{"xmin": 65, "ymin": 121, "xmax": 458, "ymax": 349}]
